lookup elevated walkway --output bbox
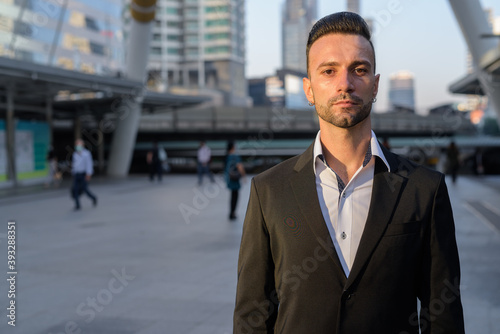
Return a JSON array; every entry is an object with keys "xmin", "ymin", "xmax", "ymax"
[{"xmin": 0, "ymin": 174, "xmax": 499, "ymax": 333}]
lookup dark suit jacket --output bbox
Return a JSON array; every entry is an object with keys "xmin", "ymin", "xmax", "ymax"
[{"xmin": 234, "ymin": 143, "xmax": 465, "ymax": 334}]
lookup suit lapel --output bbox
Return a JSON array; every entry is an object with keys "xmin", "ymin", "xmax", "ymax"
[
  {"xmin": 346, "ymin": 155, "xmax": 406, "ymax": 289},
  {"xmin": 289, "ymin": 144, "xmax": 347, "ymax": 280}
]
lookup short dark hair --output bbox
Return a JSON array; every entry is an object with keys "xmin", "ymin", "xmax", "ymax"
[{"xmin": 306, "ymin": 12, "xmax": 375, "ymax": 76}]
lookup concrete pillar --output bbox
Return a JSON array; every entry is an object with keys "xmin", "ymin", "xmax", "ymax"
[
  {"xmin": 448, "ymin": 0, "xmax": 500, "ymax": 123},
  {"xmin": 107, "ymin": 0, "xmax": 157, "ymax": 177},
  {"xmin": 74, "ymin": 115, "xmax": 81, "ymax": 140},
  {"xmin": 5, "ymin": 86, "xmax": 17, "ymax": 185}
]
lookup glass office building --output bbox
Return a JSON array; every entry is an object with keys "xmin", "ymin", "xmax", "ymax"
[{"xmin": 0, "ymin": 0, "xmax": 125, "ymax": 75}]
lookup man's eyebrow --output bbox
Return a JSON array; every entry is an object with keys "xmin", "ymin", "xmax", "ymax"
[
  {"xmin": 316, "ymin": 61, "xmax": 340, "ymax": 70},
  {"xmin": 350, "ymin": 60, "xmax": 372, "ymax": 68},
  {"xmin": 316, "ymin": 60, "xmax": 373, "ymax": 71}
]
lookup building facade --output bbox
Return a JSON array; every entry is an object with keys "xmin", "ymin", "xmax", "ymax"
[
  {"xmin": 347, "ymin": 0, "xmax": 360, "ymax": 14},
  {"xmin": 0, "ymin": 0, "xmax": 125, "ymax": 75},
  {"xmin": 281, "ymin": 0, "xmax": 317, "ymax": 73},
  {"xmin": 248, "ymin": 69, "xmax": 311, "ymax": 110},
  {"xmin": 389, "ymin": 70, "xmax": 415, "ymax": 112},
  {"xmin": 138, "ymin": 0, "xmax": 248, "ymax": 106}
]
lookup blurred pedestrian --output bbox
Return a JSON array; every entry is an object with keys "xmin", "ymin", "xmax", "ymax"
[
  {"xmin": 197, "ymin": 140, "xmax": 215, "ymax": 186},
  {"xmin": 225, "ymin": 141, "xmax": 245, "ymax": 221},
  {"xmin": 446, "ymin": 141, "xmax": 460, "ymax": 184},
  {"xmin": 473, "ymin": 147, "xmax": 484, "ymax": 175},
  {"xmin": 45, "ymin": 146, "xmax": 61, "ymax": 188},
  {"xmin": 147, "ymin": 141, "xmax": 164, "ymax": 182},
  {"xmin": 382, "ymin": 137, "xmax": 391, "ymax": 151},
  {"xmin": 71, "ymin": 139, "xmax": 97, "ymax": 210}
]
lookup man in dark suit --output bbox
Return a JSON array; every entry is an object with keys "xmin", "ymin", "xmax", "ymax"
[{"xmin": 233, "ymin": 12, "xmax": 465, "ymax": 334}]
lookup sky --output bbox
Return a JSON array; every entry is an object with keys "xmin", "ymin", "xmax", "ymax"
[{"xmin": 245, "ymin": 0, "xmax": 500, "ymax": 114}]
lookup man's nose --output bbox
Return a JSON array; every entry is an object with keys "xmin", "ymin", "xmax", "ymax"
[{"xmin": 336, "ymin": 70, "xmax": 355, "ymax": 93}]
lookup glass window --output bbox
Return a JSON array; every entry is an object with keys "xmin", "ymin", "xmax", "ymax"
[
  {"xmin": 85, "ymin": 17, "xmax": 100, "ymax": 32},
  {"xmin": 14, "ymin": 0, "xmax": 34, "ymax": 10},
  {"xmin": 167, "ymin": 21, "xmax": 181, "ymax": 28},
  {"xmin": 0, "ymin": 16, "xmax": 14, "ymax": 33},
  {"xmin": 205, "ymin": 32, "xmax": 229, "ymax": 41},
  {"xmin": 205, "ymin": 46, "xmax": 229, "ymax": 54},
  {"xmin": 167, "ymin": 48, "xmax": 180, "ymax": 55},
  {"xmin": 69, "ymin": 11, "xmax": 86, "ymax": 28},
  {"xmin": 167, "ymin": 34, "xmax": 180, "ymax": 41},
  {"xmin": 57, "ymin": 57, "xmax": 74, "ymax": 70},
  {"xmin": 166, "ymin": 7, "xmax": 180, "ymax": 15},
  {"xmin": 90, "ymin": 41, "xmax": 105, "ymax": 56},
  {"xmin": 151, "ymin": 47, "xmax": 162, "ymax": 55},
  {"xmin": 206, "ymin": 19, "xmax": 229, "ymax": 27},
  {"xmin": 205, "ymin": 6, "xmax": 229, "ymax": 14}
]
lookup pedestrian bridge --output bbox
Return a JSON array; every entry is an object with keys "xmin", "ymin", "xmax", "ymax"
[{"xmin": 137, "ymin": 106, "xmax": 476, "ymax": 138}]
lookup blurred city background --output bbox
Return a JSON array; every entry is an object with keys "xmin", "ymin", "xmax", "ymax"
[
  {"xmin": 0, "ymin": 0, "xmax": 500, "ymax": 333},
  {"xmin": 0, "ymin": 0, "xmax": 499, "ymax": 185}
]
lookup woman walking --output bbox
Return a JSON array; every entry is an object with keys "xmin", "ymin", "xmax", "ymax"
[{"xmin": 225, "ymin": 141, "xmax": 246, "ymax": 220}]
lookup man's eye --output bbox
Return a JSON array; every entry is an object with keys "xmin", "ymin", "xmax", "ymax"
[
  {"xmin": 354, "ymin": 68, "xmax": 368, "ymax": 75},
  {"xmin": 323, "ymin": 69, "xmax": 334, "ymax": 75}
]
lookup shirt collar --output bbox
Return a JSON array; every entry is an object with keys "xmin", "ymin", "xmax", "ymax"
[{"xmin": 313, "ymin": 130, "xmax": 391, "ymax": 175}]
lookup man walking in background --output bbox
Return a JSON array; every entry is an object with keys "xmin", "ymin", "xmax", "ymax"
[
  {"xmin": 71, "ymin": 139, "xmax": 97, "ymax": 211},
  {"xmin": 197, "ymin": 140, "xmax": 215, "ymax": 186}
]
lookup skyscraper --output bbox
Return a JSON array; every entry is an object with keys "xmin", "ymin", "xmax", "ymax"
[
  {"xmin": 389, "ymin": 70, "xmax": 415, "ymax": 111},
  {"xmin": 347, "ymin": 0, "xmax": 360, "ymax": 14},
  {"xmin": 137, "ymin": 0, "xmax": 248, "ymax": 106},
  {"xmin": 282, "ymin": 0, "xmax": 317, "ymax": 73},
  {"xmin": 0, "ymin": 0, "xmax": 125, "ymax": 76}
]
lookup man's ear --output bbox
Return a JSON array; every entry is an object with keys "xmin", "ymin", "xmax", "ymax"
[
  {"xmin": 373, "ymin": 73, "xmax": 380, "ymax": 99},
  {"xmin": 303, "ymin": 77, "xmax": 314, "ymax": 105}
]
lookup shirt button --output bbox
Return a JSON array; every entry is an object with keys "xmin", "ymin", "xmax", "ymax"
[
  {"xmin": 342, "ymin": 192, "xmax": 346, "ymax": 198},
  {"xmin": 341, "ymin": 232, "xmax": 347, "ymax": 240}
]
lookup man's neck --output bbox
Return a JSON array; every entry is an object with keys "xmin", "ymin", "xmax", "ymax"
[{"xmin": 319, "ymin": 118, "xmax": 372, "ymax": 184}]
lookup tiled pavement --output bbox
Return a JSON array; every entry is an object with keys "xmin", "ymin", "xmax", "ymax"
[{"xmin": 0, "ymin": 173, "xmax": 498, "ymax": 333}]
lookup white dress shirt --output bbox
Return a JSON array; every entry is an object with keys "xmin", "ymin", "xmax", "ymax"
[
  {"xmin": 72, "ymin": 149, "xmax": 94, "ymax": 175},
  {"xmin": 313, "ymin": 130, "xmax": 390, "ymax": 276},
  {"xmin": 197, "ymin": 145, "xmax": 212, "ymax": 164}
]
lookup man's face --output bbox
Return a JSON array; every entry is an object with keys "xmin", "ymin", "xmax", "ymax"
[{"xmin": 303, "ymin": 33, "xmax": 379, "ymax": 129}]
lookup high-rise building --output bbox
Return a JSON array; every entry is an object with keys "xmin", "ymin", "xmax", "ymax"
[
  {"xmin": 136, "ymin": 0, "xmax": 248, "ymax": 106},
  {"xmin": 281, "ymin": 0, "xmax": 317, "ymax": 73},
  {"xmin": 347, "ymin": 0, "xmax": 360, "ymax": 14},
  {"xmin": 389, "ymin": 70, "xmax": 415, "ymax": 111},
  {"xmin": 0, "ymin": 0, "xmax": 125, "ymax": 76}
]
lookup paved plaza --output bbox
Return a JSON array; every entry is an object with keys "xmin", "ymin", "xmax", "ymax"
[{"xmin": 0, "ymin": 173, "xmax": 499, "ymax": 333}]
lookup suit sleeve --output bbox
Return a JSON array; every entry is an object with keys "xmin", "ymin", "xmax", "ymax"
[
  {"xmin": 233, "ymin": 178, "xmax": 278, "ymax": 334},
  {"xmin": 418, "ymin": 175, "xmax": 465, "ymax": 334}
]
